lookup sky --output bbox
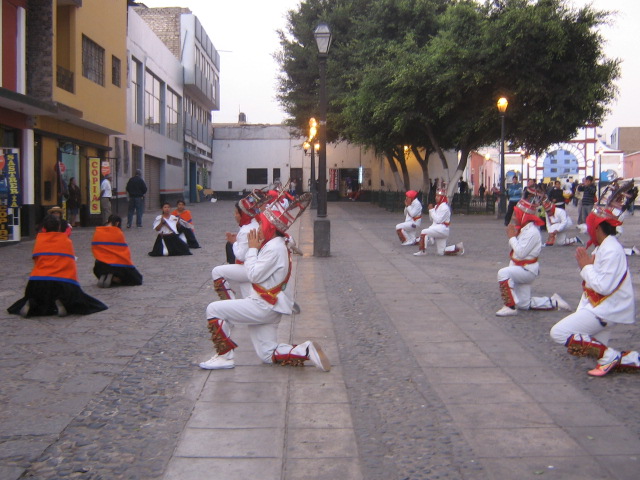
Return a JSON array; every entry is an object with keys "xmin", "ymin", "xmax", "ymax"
[{"xmin": 142, "ymin": 0, "xmax": 639, "ymax": 139}]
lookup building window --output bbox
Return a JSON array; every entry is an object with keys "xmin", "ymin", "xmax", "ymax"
[
  {"xmin": 112, "ymin": 56, "xmax": 121, "ymax": 87},
  {"xmin": 131, "ymin": 58, "xmax": 143, "ymax": 125},
  {"xmin": 132, "ymin": 145, "xmax": 143, "ymax": 173},
  {"xmin": 550, "ymin": 168, "xmax": 557, "ymax": 173},
  {"xmin": 167, "ymin": 88, "xmax": 181, "ymax": 141},
  {"xmin": 167, "ymin": 156, "xmax": 182, "ymax": 167},
  {"xmin": 82, "ymin": 35, "xmax": 105, "ymax": 86},
  {"xmin": 273, "ymin": 168, "xmax": 281, "ymax": 184},
  {"xmin": 247, "ymin": 168, "xmax": 268, "ymax": 185},
  {"xmin": 145, "ymin": 70, "xmax": 163, "ymax": 133}
]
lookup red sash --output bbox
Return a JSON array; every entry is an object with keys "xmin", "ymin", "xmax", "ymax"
[
  {"xmin": 582, "ymin": 271, "xmax": 627, "ymax": 307},
  {"xmin": 412, "ymin": 215, "xmax": 422, "ymax": 221},
  {"xmin": 92, "ymin": 226, "xmax": 135, "ymax": 267},
  {"xmin": 510, "ymin": 250, "xmax": 538, "ymax": 267},
  {"xmin": 30, "ymin": 232, "xmax": 78, "ymax": 284},
  {"xmin": 252, "ymin": 252, "xmax": 292, "ymax": 305}
]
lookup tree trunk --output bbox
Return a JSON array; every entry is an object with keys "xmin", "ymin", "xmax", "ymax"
[
  {"xmin": 446, "ymin": 147, "xmax": 471, "ymax": 198},
  {"xmin": 424, "ymin": 124, "xmax": 450, "ymax": 184},
  {"xmin": 411, "ymin": 146, "xmax": 430, "ymax": 194},
  {"xmin": 385, "ymin": 150, "xmax": 405, "ymax": 191}
]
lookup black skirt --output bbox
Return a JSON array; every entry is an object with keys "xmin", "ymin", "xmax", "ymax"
[
  {"xmin": 7, "ymin": 279, "xmax": 108, "ymax": 317},
  {"xmin": 93, "ymin": 260, "xmax": 143, "ymax": 286},
  {"xmin": 177, "ymin": 225, "xmax": 201, "ymax": 249},
  {"xmin": 148, "ymin": 233, "xmax": 192, "ymax": 256}
]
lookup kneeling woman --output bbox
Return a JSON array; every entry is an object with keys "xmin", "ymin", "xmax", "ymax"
[
  {"xmin": 8, "ymin": 215, "xmax": 108, "ymax": 317},
  {"xmin": 92, "ymin": 215, "xmax": 143, "ymax": 287},
  {"xmin": 148, "ymin": 202, "xmax": 192, "ymax": 256}
]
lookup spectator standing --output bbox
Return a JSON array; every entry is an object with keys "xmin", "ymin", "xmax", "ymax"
[
  {"xmin": 478, "ymin": 184, "xmax": 486, "ymax": 200},
  {"xmin": 126, "ymin": 169, "xmax": 147, "ymax": 228},
  {"xmin": 504, "ymin": 176, "xmax": 523, "ymax": 226},
  {"xmin": 547, "ymin": 180, "xmax": 565, "ymax": 208},
  {"xmin": 67, "ymin": 177, "xmax": 81, "ymax": 227},
  {"xmin": 577, "ymin": 176, "xmax": 596, "ymax": 224},
  {"xmin": 99, "ymin": 174, "xmax": 113, "ymax": 224}
]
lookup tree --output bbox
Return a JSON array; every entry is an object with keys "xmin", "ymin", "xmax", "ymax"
[{"xmin": 276, "ymin": 0, "xmax": 620, "ymax": 196}]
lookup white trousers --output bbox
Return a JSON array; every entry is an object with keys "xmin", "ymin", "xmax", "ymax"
[
  {"xmin": 420, "ymin": 225, "xmax": 449, "ymax": 255},
  {"xmin": 211, "ymin": 264, "xmax": 252, "ymax": 298},
  {"xmin": 206, "ymin": 298, "xmax": 295, "ymax": 364},
  {"xmin": 497, "ymin": 265, "xmax": 554, "ymax": 310},
  {"xmin": 396, "ymin": 220, "xmax": 420, "ymax": 243}
]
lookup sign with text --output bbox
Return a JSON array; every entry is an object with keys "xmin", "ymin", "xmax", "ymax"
[
  {"xmin": 89, "ymin": 157, "xmax": 101, "ymax": 214},
  {"xmin": 0, "ymin": 148, "xmax": 21, "ymax": 242}
]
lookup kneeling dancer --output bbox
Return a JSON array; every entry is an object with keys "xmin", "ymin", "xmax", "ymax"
[
  {"xmin": 200, "ymin": 192, "xmax": 330, "ymax": 371},
  {"xmin": 543, "ymin": 198, "xmax": 582, "ymax": 246},
  {"xmin": 496, "ymin": 188, "xmax": 570, "ymax": 316},
  {"xmin": 414, "ymin": 185, "xmax": 463, "ymax": 256},
  {"xmin": 550, "ymin": 180, "xmax": 639, "ymax": 376},
  {"xmin": 396, "ymin": 190, "xmax": 422, "ymax": 245}
]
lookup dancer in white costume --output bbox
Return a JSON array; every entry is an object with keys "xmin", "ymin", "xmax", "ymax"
[
  {"xmin": 550, "ymin": 180, "xmax": 640, "ymax": 376},
  {"xmin": 542, "ymin": 198, "xmax": 583, "ymax": 247},
  {"xmin": 396, "ymin": 190, "xmax": 423, "ymax": 245},
  {"xmin": 496, "ymin": 188, "xmax": 570, "ymax": 316},
  {"xmin": 212, "ymin": 189, "xmax": 269, "ymax": 301},
  {"xmin": 413, "ymin": 186, "xmax": 463, "ymax": 256},
  {"xmin": 200, "ymin": 192, "xmax": 330, "ymax": 371}
]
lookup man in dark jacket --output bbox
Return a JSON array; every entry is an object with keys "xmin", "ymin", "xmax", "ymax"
[
  {"xmin": 126, "ymin": 169, "xmax": 148, "ymax": 228},
  {"xmin": 577, "ymin": 176, "xmax": 596, "ymax": 224}
]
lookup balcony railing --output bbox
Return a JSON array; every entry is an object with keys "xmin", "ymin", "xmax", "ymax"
[{"xmin": 56, "ymin": 65, "xmax": 74, "ymax": 93}]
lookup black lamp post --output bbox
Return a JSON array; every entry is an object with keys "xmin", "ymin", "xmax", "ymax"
[
  {"xmin": 313, "ymin": 22, "xmax": 332, "ymax": 257},
  {"xmin": 497, "ymin": 97, "xmax": 508, "ymax": 217}
]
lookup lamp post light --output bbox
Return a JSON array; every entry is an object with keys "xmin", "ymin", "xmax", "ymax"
[
  {"xmin": 306, "ymin": 118, "xmax": 318, "ymax": 209},
  {"xmin": 313, "ymin": 22, "xmax": 332, "ymax": 257},
  {"xmin": 497, "ymin": 97, "xmax": 508, "ymax": 218}
]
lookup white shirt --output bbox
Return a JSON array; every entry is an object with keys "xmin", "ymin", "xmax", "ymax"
[
  {"xmin": 152, "ymin": 214, "xmax": 178, "ymax": 235},
  {"xmin": 579, "ymin": 235, "xmax": 635, "ymax": 324},
  {"xmin": 508, "ymin": 222, "xmax": 542, "ymax": 274},
  {"xmin": 545, "ymin": 207, "xmax": 571, "ymax": 233},
  {"xmin": 429, "ymin": 201, "xmax": 451, "ymax": 227},
  {"xmin": 245, "ymin": 236, "xmax": 294, "ymax": 314},
  {"xmin": 404, "ymin": 198, "xmax": 423, "ymax": 223},
  {"xmin": 233, "ymin": 218, "xmax": 259, "ymax": 263},
  {"xmin": 100, "ymin": 179, "xmax": 112, "ymax": 198}
]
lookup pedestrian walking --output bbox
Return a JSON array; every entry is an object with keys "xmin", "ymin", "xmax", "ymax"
[
  {"xmin": 126, "ymin": 169, "xmax": 147, "ymax": 228},
  {"xmin": 550, "ymin": 180, "xmax": 640, "ymax": 376},
  {"xmin": 396, "ymin": 190, "xmax": 423, "ymax": 245},
  {"xmin": 496, "ymin": 187, "xmax": 570, "ymax": 316},
  {"xmin": 199, "ymin": 192, "xmax": 330, "ymax": 371}
]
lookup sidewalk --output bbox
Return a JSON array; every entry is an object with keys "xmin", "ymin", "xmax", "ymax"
[{"xmin": 1, "ymin": 199, "xmax": 639, "ymax": 480}]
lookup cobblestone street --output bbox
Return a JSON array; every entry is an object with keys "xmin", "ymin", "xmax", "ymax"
[{"xmin": 1, "ymin": 199, "xmax": 639, "ymax": 480}]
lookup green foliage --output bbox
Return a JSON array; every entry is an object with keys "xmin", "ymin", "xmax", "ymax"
[{"xmin": 276, "ymin": 0, "xmax": 619, "ymax": 179}]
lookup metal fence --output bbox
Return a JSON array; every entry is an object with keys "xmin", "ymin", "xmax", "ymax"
[{"xmin": 370, "ymin": 190, "xmax": 496, "ymax": 215}]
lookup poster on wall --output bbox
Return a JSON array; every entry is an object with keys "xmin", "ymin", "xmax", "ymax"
[
  {"xmin": 89, "ymin": 157, "xmax": 101, "ymax": 215},
  {"xmin": 329, "ymin": 169, "xmax": 338, "ymax": 191},
  {"xmin": 0, "ymin": 148, "xmax": 22, "ymax": 242}
]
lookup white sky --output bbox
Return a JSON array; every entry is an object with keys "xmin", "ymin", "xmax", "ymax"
[{"xmin": 143, "ymin": 0, "xmax": 639, "ymax": 138}]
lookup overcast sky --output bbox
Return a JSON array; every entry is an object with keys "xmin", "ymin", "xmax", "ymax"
[{"xmin": 143, "ymin": 0, "xmax": 639, "ymax": 139}]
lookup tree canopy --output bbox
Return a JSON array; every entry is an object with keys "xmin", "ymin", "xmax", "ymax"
[{"xmin": 276, "ymin": 0, "xmax": 620, "ymax": 193}]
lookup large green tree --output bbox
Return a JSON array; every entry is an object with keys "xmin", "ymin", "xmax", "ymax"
[{"xmin": 276, "ymin": 0, "xmax": 620, "ymax": 195}]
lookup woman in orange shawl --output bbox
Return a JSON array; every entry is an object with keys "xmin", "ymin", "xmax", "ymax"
[
  {"xmin": 8, "ymin": 215, "xmax": 107, "ymax": 317},
  {"xmin": 171, "ymin": 199, "xmax": 200, "ymax": 248},
  {"xmin": 92, "ymin": 215, "xmax": 143, "ymax": 287}
]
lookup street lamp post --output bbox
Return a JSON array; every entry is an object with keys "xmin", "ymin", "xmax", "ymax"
[
  {"xmin": 307, "ymin": 118, "xmax": 318, "ymax": 209},
  {"xmin": 497, "ymin": 97, "xmax": 508, "ymax": 218},
  {"xmin": 313, "ymin": 22, "xmax": 332, "ymax": 257},
  {"xmin": 597, "ymin": 149, "xmax": 603, "ymax": 198}
]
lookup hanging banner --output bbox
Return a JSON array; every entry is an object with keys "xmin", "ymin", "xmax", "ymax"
[
  {"xmin": 89, "ymin": 157, "xmax": 101, "ymax": 214},
  {"xmin": 0, "ymin": 148, "xmax": 22, "ymax": 242},
  {"xmin": 329, "ymin": 168, "xmax": 338, "ymax": 191}
]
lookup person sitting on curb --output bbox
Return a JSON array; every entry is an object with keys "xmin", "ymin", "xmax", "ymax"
[
  {"xmin": 550, "ymin": 180, "xmax": 639, "ymax": 376},
  {"xmin": 496, "ymin": 187, "xmax": 570, "ymax": 316}
]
